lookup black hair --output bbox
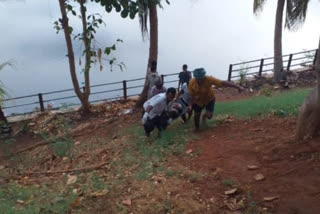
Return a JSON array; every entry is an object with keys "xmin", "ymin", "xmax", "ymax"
[
  {"xmin": 166, "ymin": 87, "xmax": 176, "ymax": 96},
  {"xmin": 183, "ymin": 64, "xmax": 188, "ymax": 69}
]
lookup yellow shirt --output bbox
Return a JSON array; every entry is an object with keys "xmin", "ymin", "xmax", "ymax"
[{"xmin": 188, "ymin": 76, "xmax": 223, "ymax": 107}]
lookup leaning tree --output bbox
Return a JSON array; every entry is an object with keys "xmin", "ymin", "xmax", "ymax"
[
  {"xmin": 254, "ymin": 0, "xmax": 311, "ymax": 83},
  {"xmin": 296, "ymin": 37, "xmax": 320, "ymax": 140}
]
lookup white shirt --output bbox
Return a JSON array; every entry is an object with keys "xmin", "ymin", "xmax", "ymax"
[
  {"xmin": 143, "ymin": 93, "xmax": 168, "ymax": 120},
  {"xmin": 181, "ymin": 83, "xmax": 190, "ymax": 105}
]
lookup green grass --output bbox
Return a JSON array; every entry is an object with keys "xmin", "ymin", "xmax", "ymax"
[
  {"xmin": 118, "ymin": 88, "xmax": 312, "ymax": 182},
  {"xmin": 0, "ymin": 182, "xmax": 77, "ymax": 214},
  {"xmin": 215, "ymin": 88, "xmax": 311, "ymax": 118}
]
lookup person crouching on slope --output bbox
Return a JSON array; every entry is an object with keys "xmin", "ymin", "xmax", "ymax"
[
  {"xmin": 188, "ymin": 68, "xmax": 244, "ymax": 131},
  {"xmin": 142, "ymin": 88, "xmax": 176, "ymax": 137}
]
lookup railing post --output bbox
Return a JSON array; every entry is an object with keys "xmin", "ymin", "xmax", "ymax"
[
  {"xmin": 161, "ymin": 74, "xmax": 164, "ymax": 83},
  {"xmin": 228, "ymin": 64, "xmax": 233, "ymax": 81},
  {"xmin": 313, "ymin": 49, "xmax": 318, "ymax": 65},
  {"xmin": 259, "ymin": 59, "xmax": 264, "ymax": 77},
  {"xmin": 38, "ymin": 93, "xmax": 45, "ymax": 112},
  {"xmin": 123, "ymin": 80, "xmax": 127, "ymax": 100},
  {"xmin": 287, "ymin": 54, "xmax": 293, "ymax": 71}
]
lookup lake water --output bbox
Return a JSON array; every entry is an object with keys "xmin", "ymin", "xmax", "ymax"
[{"xmin": 0, "ymin": 0, "xmax": 319, "ymax": 115}]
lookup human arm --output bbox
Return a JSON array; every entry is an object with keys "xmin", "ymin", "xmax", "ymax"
[{"xmin": 178, "ymin": 80, "xmax": 181, "ymax": 91}]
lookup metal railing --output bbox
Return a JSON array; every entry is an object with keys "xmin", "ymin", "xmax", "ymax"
[
  {"xmin": 2, "ymin": 73, "xmax": 179, "ymax": 117},
  {"xmin": 227, "ymin": 49, "xmax": 318, "ymax": 81},
  {"xmin": 3, "ymin": 48, "xmax": 317, "ymax": 117}
]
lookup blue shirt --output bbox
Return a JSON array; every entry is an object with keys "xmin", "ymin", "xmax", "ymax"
[{"xmin": 179, "ymin": 71, "xmax": 192, "ymax": 85}]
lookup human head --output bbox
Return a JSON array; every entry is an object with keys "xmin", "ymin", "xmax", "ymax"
[
  {"xmin": 150, "ymin": 60, "xmax": 157, "ymax": 72},
  {"xmin": 155, "ymin": 79, "xmax": 163, "ymax": 89},
  {"xmin": 182, "ymin": 64, "xmax": 188, "ymax": 71},
  {"xmin": 193, "ymin": 68, "xmax": 206, "ymax": 80},
  {"xmin": 166, "ymin": 87, "xmax": 176, "ymax": 101}
]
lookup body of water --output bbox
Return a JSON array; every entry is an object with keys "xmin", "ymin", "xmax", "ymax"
[{"xmin": 0, "ymin": 0, "xmax": 319, "ymax": 115}]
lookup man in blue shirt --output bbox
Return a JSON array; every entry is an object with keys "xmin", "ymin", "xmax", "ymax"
[{"xmin": 178, "ymin": 64, "xmax": 192, "ymax": 91}]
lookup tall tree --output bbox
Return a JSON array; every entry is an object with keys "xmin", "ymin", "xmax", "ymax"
[
  {"xmin": 296, "ymin": 38, "xmax": 320, "ymax": 140},
  {"xmin": 135, "ymin": 0, "xmax": 159, "ymax": 106},
  {"xmin": 57, "ymin": 0, "xmax": 92, "ymax": 114},
  {"xmin": 57, "ymin": 0, "xmax": 118, "ymax": 114},
  {"xmin": 254, "ymin": 0, "xmax": 310, "ymax": 83},
  {"xmin": 95, "ymin": 0, "xmax": 168, "ymax": 106}
]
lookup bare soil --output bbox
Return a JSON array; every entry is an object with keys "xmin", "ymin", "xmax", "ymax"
[
  {"xmin": 187, "ymin": 116, "xmax": 320, "ymax": 214},
  {"xmin": 0, "ymin": 75, "xmax": 319, "ymax": 213}
]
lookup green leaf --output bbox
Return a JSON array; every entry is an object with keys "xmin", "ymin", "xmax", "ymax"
[
  {"xmin": 129, "ymin": 10, "xmax": 136, "ymax": 19},
  {"xmin": 120, "ymin": 9, "xmax": 129, "ymax": 18},
  {"xmin": 104, "ymin": 47, "xmax": 111, "ymax": 55},
  {"xmin": 105, "ymin": 5, "xmax": 112, "ymax": 13}
]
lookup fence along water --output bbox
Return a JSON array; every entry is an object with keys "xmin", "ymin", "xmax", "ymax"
[
  {"xmin": 228, "ymin": 49, "xmax": 318, "ymax": 81},
  {"xmin": 3, "ymin": 48, "xmax": 318, "ymax": 117},
  {"xmin": 2, "ymin": 73, "xmax": 179, "ymax": 117}
]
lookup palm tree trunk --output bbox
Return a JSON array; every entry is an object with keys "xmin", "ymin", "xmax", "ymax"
[
  {"xmin": 136, "ymin": 4, "xmax": 158, "ymax": 107},
  {"xmin": 274, "ymin": 0, "xmax": 285, "ymax": 83},
  {"xmin": 295, "ymin": 38, "xmax": 320, "ymax": 140},
  {"xmin": 58, "ymin": 0, "xmax": 91, "ymax": 114}
]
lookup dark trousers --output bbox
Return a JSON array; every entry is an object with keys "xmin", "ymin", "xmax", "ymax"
[{"xmin": 144, "ymin": 112, "xmax": 169, "ymax": 135}]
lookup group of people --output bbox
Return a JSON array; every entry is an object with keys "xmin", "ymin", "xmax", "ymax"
[{"xmin": 142, "ymin": 62, "xmax": 244, "ymax": 137}]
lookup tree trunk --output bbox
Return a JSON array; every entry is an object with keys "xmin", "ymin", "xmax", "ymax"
[
  {"xmin": 295, "ymin": 39, "xmax": 320, "ymax": 140},
  {"xmin": 58, "ymin": 0, "xmax": 91, "ymax": 114},
  {"xmin": 0, "ymin": 106, "xmax": 7, "ymax": 124},
  {"xmin": 79, "ymin": 0, "xmax": 92, "ymax": 114},
  {"xmin": 274, "ymin": 0, "xmax": 285, "ymax": 83},
  {"xmin": 136, "ymin": 4, "xmax": 158, "ymax": 107}
]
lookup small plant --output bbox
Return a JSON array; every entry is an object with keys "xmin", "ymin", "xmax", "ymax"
[
  {"xmin": 40, "ymin": 123, "xmax": 74, "ymax": 158},
  {"xmin": 239, "ymin": 63, "xmax": 249, "ymax": 86},
  {"xmin": 91, "ymin": 172, "xmax": 105, "ymax": 191},
  {"xmin": 245, "ymin": 191, "xmax": 259, "ymax": 214},
  {"xmin": 261, "ymin": 88, "xmax": 273, "ymax": 97},
  {"xmin": 189, "ymin": 172, "xmax": 202, "ymax": 183},
  {"xmin": 165, "ymin": 169, "xmax": 178, "ymax": 178},
  {"xmin": 222, "ymin": 179, "xmax": 235, "ymax": 188},
  {"xmin": 163, "ymin": 200, "xmax": 173, "ymax": 213}
]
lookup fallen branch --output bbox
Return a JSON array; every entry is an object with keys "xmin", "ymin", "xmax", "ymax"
[{"xmin": 22, "ymin": 161, "xmax": 108, "ymax": 176}]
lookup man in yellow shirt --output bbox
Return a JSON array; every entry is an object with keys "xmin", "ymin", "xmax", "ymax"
[{"xmin": 188, "ymin": 68, "xmax": 244, "ymax": 131}]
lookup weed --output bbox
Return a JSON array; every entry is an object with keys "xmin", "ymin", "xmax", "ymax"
[
  {"xmin": 261, "ymin": 88, "xmax": 273, "ymax": 97},
  {"xmin": 91, "ymin": 172, "xmax": 105, "ymax": 191},
  {"xmin": 165, "ymin": 169, "xmax": 178, "ymax": 178},
  {"xmin": 245, "ymin": 191, "xmax": 259, "ymax": 214},
  {"xmin": 163, "ymin": 199, "xmax": 173, "ymax": 213},
  {"xmin": 222, "ymin": 179, "xmax": 235, "ymax": 188},
  {"xmin": 239, "ymin": 64, "xmax": 249, "ymax": 86},
  {"xmin": 40, "ymin": 123, "xmax": 74, "ymax": 158},
  {"xmin": 0, "ymin": 137, "xmax": 16, "ymax": 157},
  {"xmin": 189, "ymin": 172, "xmax": 202, "ymax": 183}
]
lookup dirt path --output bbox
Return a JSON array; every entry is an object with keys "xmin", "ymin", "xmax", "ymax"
[{"xmin": 187, "ymin": 116, "xmax": 320, "ymax": 214}]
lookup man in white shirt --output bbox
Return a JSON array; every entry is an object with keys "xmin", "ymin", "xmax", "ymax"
[{"xmin": 142, "ymin": 87, "xmax": 176, "ymax": 137}]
